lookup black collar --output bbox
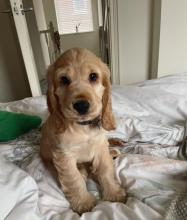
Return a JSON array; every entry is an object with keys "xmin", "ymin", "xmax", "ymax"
[{"xmin": 77, "ymin": 116, "xmax": 101, "ymax": 129}]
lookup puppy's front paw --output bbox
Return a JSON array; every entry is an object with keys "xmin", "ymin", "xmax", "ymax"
[
  {"xmin": 103, "ymin": 185, "xmax": 126, "ymax": 203},
  {"xmin": 71, "ymin": 193, "xmax": 96, "ymax": 215}
]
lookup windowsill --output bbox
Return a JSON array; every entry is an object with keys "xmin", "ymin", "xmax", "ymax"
[{"xmin": 60, "ymin": 30, "xmax": 98, "ymax": 36}]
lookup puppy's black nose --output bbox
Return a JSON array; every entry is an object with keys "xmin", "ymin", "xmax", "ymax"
[{"xmin": 73, "ymin": 100, "xmax": 90, "ymax": 115}]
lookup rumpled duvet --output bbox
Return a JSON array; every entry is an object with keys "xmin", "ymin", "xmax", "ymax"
[{"xmin": 0, "ymin": 73, "xmax": 187, "ymax": 220}]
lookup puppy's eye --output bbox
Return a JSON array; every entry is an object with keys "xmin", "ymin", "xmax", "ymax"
[
  {"xmin": 60, "ymin": 76, "xmax": 71, "ymax": 86},
  {"xmin": 89, "ymin": 73, "xmax": 98, "ymax": 82}
]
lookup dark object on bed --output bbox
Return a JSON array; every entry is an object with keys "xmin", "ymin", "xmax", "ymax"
[{"xmin": 178, "ymin": 121, "xmax": 187, "ymax": 160}]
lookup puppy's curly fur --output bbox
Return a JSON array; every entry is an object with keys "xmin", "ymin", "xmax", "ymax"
[{"xmin": 40, "ymin": 48, "xmax": 126, "ymax": 214}]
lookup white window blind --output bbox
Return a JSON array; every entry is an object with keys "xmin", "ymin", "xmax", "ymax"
[{"xmin": 54, "ymin": 0, "xmax": 94, "ymax": 34}]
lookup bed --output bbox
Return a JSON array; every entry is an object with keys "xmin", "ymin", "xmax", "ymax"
[{"xmin": 0, "ymin": 73, "xmax": 187, "ymax": 220}]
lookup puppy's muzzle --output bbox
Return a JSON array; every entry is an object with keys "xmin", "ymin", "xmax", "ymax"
[{"xmin": 73, "ymin": 100, "xmax": 90, "ymax": 115}]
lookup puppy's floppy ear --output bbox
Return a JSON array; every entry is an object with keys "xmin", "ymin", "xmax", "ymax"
[
  {"xmin": 46, "ymin": 64, "xmax": 65, "ymax": 132},
  {"xmin": 46, "ymin": 65, "xmax": 58, "ymax": 114},
  {"xmin": 101, "ymin": 64, "xmax": 116, "ymax": 131}
]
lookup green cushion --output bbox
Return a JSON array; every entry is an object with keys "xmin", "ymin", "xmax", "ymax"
[{"xmin": 0, "ymin": 110, "xmax": 42, "ymax": 142}]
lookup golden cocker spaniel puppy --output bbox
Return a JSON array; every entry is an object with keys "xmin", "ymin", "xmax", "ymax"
[{"xmin": 40, "ymin": 48, "xmax": 126, "ymax": 214}]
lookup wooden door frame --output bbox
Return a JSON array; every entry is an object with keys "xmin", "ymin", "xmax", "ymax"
[
  {"xmin": 108, "ymin": 0, "xmax": 120, "ymax": 84},
  {"xmin": 10, "ymin": 0, "xmax": 41, "ymax": 96},
  {"xmin": 32, "ymin": 0, "xmax": 51, "ymax": 68}
]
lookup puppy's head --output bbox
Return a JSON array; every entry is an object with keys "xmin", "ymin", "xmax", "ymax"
[{"xmin": 47, "ymin": 48, "xmax": 115, "ymax": 130}]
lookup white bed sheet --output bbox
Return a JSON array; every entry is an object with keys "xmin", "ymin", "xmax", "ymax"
[
  {"xmin": 0, "ymin": 155, "xmax": 42, "ymax": 220},
  {"xmin": 0, "ymin": 73, "xmax": 187, "ymax": 220}
]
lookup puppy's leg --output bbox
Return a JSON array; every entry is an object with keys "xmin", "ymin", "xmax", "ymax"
[
  {"xmin": 93, "ymin": 143, "xmax": 126, "ymax": 203},
  {"xmin": 53, "ymin": 154, "xmax": 95, "ymax": 214},
  {"xmin": 77, "ymin": 163, "xmax": 88, "ymax": 181}
]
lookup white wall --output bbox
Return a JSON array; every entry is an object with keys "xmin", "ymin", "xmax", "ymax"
[
  {"xmin": 157, "ymin": 0, "xmax": 187, "ymax": 77},
  {"xmin": 61, "ymin": 31, "xmax": 100, "ymax": 56},
  {"xmin": 0, "ymin": 0, "xmax": 31, "ymax": 102},
  {"xmin": 117, "ymin": 0, "xmax": 153, "ymax": 84}
]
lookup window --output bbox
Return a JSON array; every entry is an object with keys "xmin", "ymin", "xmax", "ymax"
[
  {"xmin": 73, "ymin": 0, "xmax": 86, "ymax": 14},
  {"xmin": 54, "ymin": 0, "xmax": 94, "ymax": 34}
]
